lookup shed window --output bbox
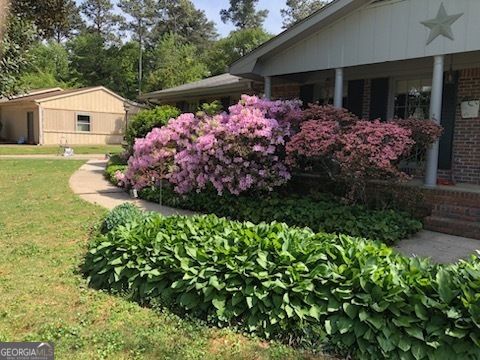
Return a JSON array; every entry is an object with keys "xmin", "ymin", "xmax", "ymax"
[{"xmin": 76, "ymin": 114, "xmax": 91, "ymax": 132}]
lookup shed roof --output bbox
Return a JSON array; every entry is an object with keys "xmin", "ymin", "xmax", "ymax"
[{"xmin": 0, "ymin": 86, "xmax": 127, "ymax": 106}]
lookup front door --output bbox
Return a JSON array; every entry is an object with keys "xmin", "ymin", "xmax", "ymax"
[{"xmin": 27, "ymin": 112, "xmax": 34, "ymax": 144}]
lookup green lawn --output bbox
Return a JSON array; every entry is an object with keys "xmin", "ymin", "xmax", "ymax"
[
  {"xmin": 0, "ymin": 160, "xmax": 325, "ymax": 360},
  {"xmin": 0, "ymin": 145, "xmax": 122, "ymax": 155}
]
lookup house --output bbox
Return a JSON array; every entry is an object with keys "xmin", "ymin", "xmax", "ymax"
[
  {"xmin": 231, "ymin": 0, "xmax": 480, "ymax": 188},
  {"xmin": 229, "ymin": 0, "xmax": 480, "ymax": 238},
  {"xmin": 141, "ymin": 0, "xmax": 480, "ymax": 238},
  {"xmin": 139, "ymin": 73, "xmax": 260, "ymax": 112},
  {"xmin": 0, "ymin": 86, "xmax": 142, "ymax": 145}
]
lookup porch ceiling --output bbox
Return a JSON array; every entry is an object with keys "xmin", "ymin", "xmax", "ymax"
[{"xmin": 271, "ymin": 51, "xmax": 480, "ymax": 85}]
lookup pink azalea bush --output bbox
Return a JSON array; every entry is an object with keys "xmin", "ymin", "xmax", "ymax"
[
  {"xmin": 124, "ymin": 96, "xmax": 301, "ymax": 195},
  {"xmin": 124, "ymin": 113, "xmax": 199, "ymax": 189},
  {"xmin": 335, "ymin": 121, "xmax": 414, "ymax": 180}
]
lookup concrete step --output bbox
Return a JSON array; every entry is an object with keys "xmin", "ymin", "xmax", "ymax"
[{"xmin": 425, "ymin": 216, "xmax": 480, "ymax": 240}]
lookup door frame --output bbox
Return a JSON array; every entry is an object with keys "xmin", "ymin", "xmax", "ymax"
[{"xmin": 27, "ymin": 111, "xmax": 34, "ymax": 144}]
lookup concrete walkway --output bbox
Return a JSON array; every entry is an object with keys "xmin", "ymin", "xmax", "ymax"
[
  {"xmin": 395, "ymin": 231, "xmax": 479, "ymax": 264},
  {"xmin": 69, "ymin": 160, "xmax": 194, "ymax": 216},
  {"xmin": 70, "ymin": 160, "xmax": 480, "ymax": 264}
]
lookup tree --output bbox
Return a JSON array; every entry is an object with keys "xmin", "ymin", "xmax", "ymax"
[
  {"xmin": 152, "ymin": 0, "xmax": 218, "ymax": 51},
  {"xmin": 220, "ymin": 0, "xmax": 268, "ymax": 30},
  {"xmin": 104, "ymin": 42, "xmax": 141, "ymax": 99},
  {"xmin": 11, "ymin": 0, "xmax": 84, "ymax": 42},
  {"xmin": 206, "ymin": 28, "xmax": 271, "ymax": 75},
  {"xmin": 68, "ymin": 33, "xmax": 110, "ymax": 87},
  {"xmin": 144, "ymin": 33, "xmax": 209, "ymax": 92},
  {"xmin": 281, "ymin": 0, "xmax": 327, "ymax": 29},
  {"xmin": 19, "ymin": 41, "xmax": 73, "ymax": 89},
  {"xmin": 0, "ymin": 0, "xmax": 10, "ymax": 45},
  {"xmin": 68, "ymin": 34, "xmax": 139, "ymax": 99},
  {"xmin": 0, "ymin": 9, "xmax": 37, "ymax": 97},
  {"xmin": 52, "ymin": 0, "xmax": 85, "ymax": 42},
  {"xmin": 80, "ymin": 0, "xmax": 125, "ymax": 42},
  {"xmin": 117, "ymin": 0, "xmax": 157, "ymax": 94}
]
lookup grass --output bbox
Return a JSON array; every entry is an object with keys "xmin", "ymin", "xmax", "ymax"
[
  {"xmin": 0, "ymin": 145, "xmax": 122, "ymax": 155},
  {"xmin": 0, "ymin": 159, "xmax": 328, "ymax": 360}
]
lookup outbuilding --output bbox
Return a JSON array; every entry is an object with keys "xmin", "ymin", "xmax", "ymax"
[{"xmin": 0, "ymin": 86, "xmax": 142, "ymax": 145}]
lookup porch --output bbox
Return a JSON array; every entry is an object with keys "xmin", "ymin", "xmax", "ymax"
[{"xmin": 260, "ymin": 52, "xmax": 480, "ymax": 189}]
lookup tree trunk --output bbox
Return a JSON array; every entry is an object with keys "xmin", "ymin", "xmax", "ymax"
[{"xmin": 0, "ymin": 0, "xmax": 10, "ymax": 48}]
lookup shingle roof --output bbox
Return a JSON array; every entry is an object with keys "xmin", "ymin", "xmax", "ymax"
[{"xmin": 139, "ymin": 73, "xmax": 252, "ymax": 101}]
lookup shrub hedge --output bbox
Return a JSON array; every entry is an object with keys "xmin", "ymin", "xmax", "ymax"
[
  {"xmin": 104, "ymin": 155, "xmax": 127, "ymax": 185},
  {"xmin": 84, "ymin": 207, "xmax": 480, "ymax": 360},
  {"xmin": 140, "ymin": 187, "xmax": 422, "ymax": 244},
  {"xmin": 125, "ymin": 105, "xmax": 181, "ymax": 148}
]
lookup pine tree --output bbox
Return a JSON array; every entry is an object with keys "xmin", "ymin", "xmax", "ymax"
[
  {"xmin": 117, "ymin": 0, "xmax": 157, "ymax": 94},
  {"xmin": 152, "ymin": 0, "xmax": 218, "ymax": 51},
  {"xmin": 220, "ymin": 0, "xmax": 268, "ymax": 30},
  {"xmin": 80, "ymin": 0, "xmax": 125, "ymax": 41},
  {"xmin": 281, "ymin": 0, "xmax": 327, "ymax": 29}
]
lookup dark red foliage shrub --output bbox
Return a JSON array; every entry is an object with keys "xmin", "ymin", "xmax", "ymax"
[{"xmin": 286, "ymin": 105, "xmax": 428, "ymax": 201}]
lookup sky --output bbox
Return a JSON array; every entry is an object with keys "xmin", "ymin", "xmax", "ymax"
[
  {"xmin": 193, "ymin": 0, "xmax": 287, "ymax": 36},
  {"xmin": 76, "ymin": 0, "xmax": 288, "ymax": 38}
]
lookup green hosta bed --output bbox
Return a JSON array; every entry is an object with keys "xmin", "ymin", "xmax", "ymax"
[{"xmin": 84, "ymin": 205, "xmax": 480, "ymax": 360}]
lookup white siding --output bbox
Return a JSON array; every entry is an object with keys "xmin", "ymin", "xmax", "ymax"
[{"xmin": 262, "ymin": 0, "xmax": 479, "ymax": 76}]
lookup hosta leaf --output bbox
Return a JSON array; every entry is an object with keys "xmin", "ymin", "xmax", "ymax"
[
  {"xmin": 436, "ymin": 270, "xmax": 456, "ymax": 304},
  {"xmin": 343, "ymin": 303, "xmax": 359, "ymax": 319},
  {"xmin": 257, "ymin": 252, "xmax": 268, "ymax": 269},
  {"xmin": 445, "ymin": 328, "xmax": 468, "ymax": 339},
  {"xmin": 212, "ymin": 297, "xmax": 226, "ymax": 312},
  {"xmin": 405, "ymin": 327, "xmax": 424, "ymax": 341},
  {"xmin": 398, "ymin": 337, "xmax": 411, "ymax": 352}
]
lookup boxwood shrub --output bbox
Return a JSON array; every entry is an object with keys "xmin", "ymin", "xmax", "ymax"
[
  {"xmin": 139, "ymin": 187, "xmax": 422, "ymax": 244},
  {"xmin": 84, "ymin": 208, "xmax": 480, "ymax": 360}
]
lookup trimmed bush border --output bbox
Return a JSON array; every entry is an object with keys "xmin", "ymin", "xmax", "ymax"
[{"xmin": 84, "ymin": 205, "xmax": 480, "ymax": 360}]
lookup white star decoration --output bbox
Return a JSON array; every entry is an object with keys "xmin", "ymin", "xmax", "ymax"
[{"xmin": 421, "ymin": 3, "xmax": 463, "ymax": 45}]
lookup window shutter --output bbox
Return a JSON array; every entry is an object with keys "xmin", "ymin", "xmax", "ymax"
[
  {"xmin": 347, "ymin": 80, "xmax": 365, "ymax": 118},
  {"xmin": 439, "ymin": 72, "xmax": 459, "ymax": 170},
  {"xmin": 300, "ymin": 84, "xmax": 315, "ymax": 106},
  {"xmin": 369, "ymin": 78, "xmax": 390, "ymax": 121}
]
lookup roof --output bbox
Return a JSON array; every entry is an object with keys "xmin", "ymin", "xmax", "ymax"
[
  {"xmin": 230, "ymin": 0, "xmax": 371, "ymax": 78},
  {"xmin": 0, "ymin": 88, "xmax": 63, "ymax": 103},
  {"xmin": 0, "ymin": 86, "xmax": 128, "ymax": 105},
  {"xmin": 139, "ymin": 74, "xmax": 254, "ymax": 102}
]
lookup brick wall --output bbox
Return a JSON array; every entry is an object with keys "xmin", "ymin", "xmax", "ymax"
[
  {"xmin": 251, "ymin": 83, "xmax": 301, "ymax": 100},
  {"xmin": 272, "ymin": 84, "xmax": 301, "ymax": 99},
  {"xmin": 452, "ymin": 68, "xmax": 480, "ymax": 185}
]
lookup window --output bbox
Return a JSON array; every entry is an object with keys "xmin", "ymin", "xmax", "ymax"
[
  {"xmin": 394, "ymin": 79, "xmax": 432, "ymax": 119},
  {"xmin": 76, "ymin": 114, "xmax": 91, "ymax": 132}
]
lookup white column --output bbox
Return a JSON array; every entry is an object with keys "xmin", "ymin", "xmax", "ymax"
[
  {"xmin": 334, "ymin": 68, "xmax": 344, "ymax": 108},
  {"xmin": 264, "ymin": 76, "xmax": 272, "ymax": 100},
  {"xmin": 424, "ymin": 55, "xmax": 445, "ymax": 187}
]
